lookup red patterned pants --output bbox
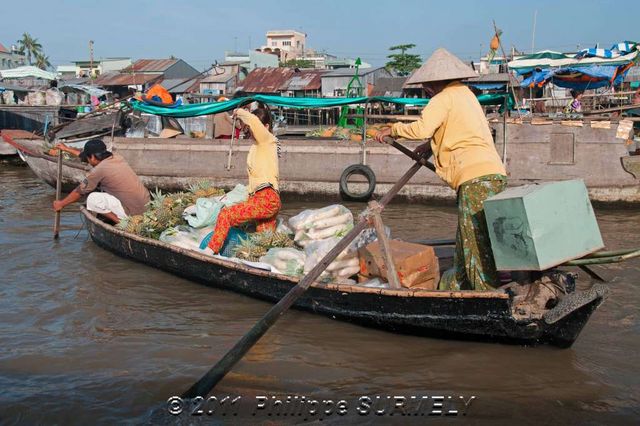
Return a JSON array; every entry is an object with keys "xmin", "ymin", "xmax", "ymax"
[{"xmin": 207, "ymin": 187, "xmax": 281, "ymax": 253}]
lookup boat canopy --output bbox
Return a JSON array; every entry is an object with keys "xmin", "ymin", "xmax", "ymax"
[
  {"xmin": 131, "ymin": 93, "xmax": 514, "ymax": 118},
  {"xmin": 509, "ymin": 42, "xmax": 639, "ymax": 90}
]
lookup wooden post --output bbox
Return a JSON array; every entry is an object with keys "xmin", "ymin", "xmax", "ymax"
[
  {"xmin": 226, "ymin": 116, "xmax": 236, "ymax": 171},
  {"xmin": 361, "ymin": 101, "xmax": 368, "ymax": 165},
  {"xmin": 53, "ymin": 150, "xmax": 63, "ymax": 239},
  {"xmin": 368, "ymin": 200, "xmax": 401, "ymax": 289},
  {"xmin": 502, "ymin": 94, "xmax": 508, "ymax": 164}
]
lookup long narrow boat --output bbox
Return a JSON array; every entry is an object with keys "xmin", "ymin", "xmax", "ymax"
[
  {"xmin": 82, "ymin": 207, "xmax": 608, "ymax": 348},
  {"xmin": 8, "ymin": 117, "xmax": 640, "ymax": 204}
]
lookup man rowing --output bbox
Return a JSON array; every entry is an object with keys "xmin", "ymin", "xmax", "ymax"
[
  {"xmin": 53, "ymin": 139, "xmax": 150, "ymax": 224},
  {"xmin": 375, "ymin": 48, "xmax": 507, "ymax": 291}
]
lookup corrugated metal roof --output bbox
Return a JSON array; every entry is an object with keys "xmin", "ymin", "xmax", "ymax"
[
  {"xmin": 371, "ymin": 77, "xmax": 407, "ymax": 96},
  {"xmin": 236, "ymin": 67, "xmax": 296, "ymax": 93},
  {"xmin": 123, "ymin": 59, "xmax": 179, "ymax": 73},
  {"xmin": 160, "ymin": 77, "xmax": 203, "ymax": 93},
  {"xmin": 281, "ymin": 70, "xmax": 326, "ymax": 91},
  {"xmin": 201, "ymin": 71, "xmax": 236, "ymax": 83},
  {"xmin": 94, "ymin": 72, "xmax": 161, "ymax": 86},
  {"xmin": 0, "ymin": 43, "xmax": 9, "ymax": 53},
  {"xmin": 465, "ymin": 73, "xmax": 517, "ymax": 84}
]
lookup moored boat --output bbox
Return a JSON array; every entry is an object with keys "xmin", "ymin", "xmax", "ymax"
[
  {"xmin": 8, "ymin": 121, "xmax": 640, "ymax": 204},
  {"xmin": 82, "ymin": 207, "xmax": 608, "ymax": 348}
]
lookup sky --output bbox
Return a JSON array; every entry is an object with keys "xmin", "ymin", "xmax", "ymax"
[{"xmin": 0, "ymin": 0, "xmax": 637, "ymax": 71}]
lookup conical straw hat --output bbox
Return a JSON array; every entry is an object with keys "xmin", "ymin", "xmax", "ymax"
[{"xmin": 406, "ymin": 48, "xmax": 477, "ymax": 85}]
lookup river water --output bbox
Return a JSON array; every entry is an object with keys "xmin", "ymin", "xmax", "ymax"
[{"xmin": 0, "ymin": 164, "xmax": 638, "ymax": 425}]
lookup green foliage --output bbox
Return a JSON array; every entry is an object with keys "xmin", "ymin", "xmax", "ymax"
[
  {"xmin": 385, "ymin": 43, "xmax": 422, "ymax": 76},
  {"xmin": 16, "ymin": 32, "xmax": 43, "ymax": 66},
  {"xmin": 280, "ymin": 59, "xmax": 314, "ymax": 69},
  {"xmin": 34, "ymin": 53, "xmax": 51, "ymax": 70}
]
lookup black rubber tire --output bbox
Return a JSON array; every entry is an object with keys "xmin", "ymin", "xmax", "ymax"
[{"xmin": 339, "ymin": 164, "xmax": 376, "ymax": 202}]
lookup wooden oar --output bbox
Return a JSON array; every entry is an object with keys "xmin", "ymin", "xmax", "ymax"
[
  {"xmin": 181, "ymin": 144, "xmax": 435, "ymax": 399},
  {"xmin": 225, "ymin": 116, "xmax": 237, "ymax": 171},
  {"xmin": 53, "ymin": 149, "xmax": 63, "ymax": 239}
]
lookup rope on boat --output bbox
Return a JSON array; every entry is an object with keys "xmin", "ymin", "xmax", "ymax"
[{"xmin": 563, "ymin": 249, "xmax": 640, "ymax": 266}]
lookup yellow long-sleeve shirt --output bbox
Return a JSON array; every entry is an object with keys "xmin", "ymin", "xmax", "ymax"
[
  {"xmin": 391, "ymin": 82, "xmax": 506, "ymax": 190},
  {"xmin": 236, "ymin": 108, "xmax": 279, "ymax": 193}
]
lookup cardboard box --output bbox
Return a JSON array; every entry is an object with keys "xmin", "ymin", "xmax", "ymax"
[
  {"xmin": 484, "ymin": 179, "xmax": 604, "ymax": 271},
  {"xmin": 358, "ymin": 240, "xmax": 440, "ymax": 289}
]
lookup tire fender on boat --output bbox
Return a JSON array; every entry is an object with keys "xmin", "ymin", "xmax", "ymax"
[{"xmin": 339, "ymin": 164, "xmax": 376, "ymax": 202}]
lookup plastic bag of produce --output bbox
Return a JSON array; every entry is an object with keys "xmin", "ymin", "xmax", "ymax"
[
  {"xmin": 303, "ymin": 237, "xmax": 360, "ymax": 280},
  {"xmin": 259, "ymin": 247, "xmax": 306, "ymax": 276},
  {"xmin": 45, "ymin": 88, "xmax": 63, "ymax": 106},
  {"xmin": 275, "ymin": 218, "xmax": 294, "ymax": 237},
  {"xmin": 289, "ymin": 205, "xmax": 352, "ymax": 231},
  {"xmin": 2, "ymin": 91, "xmax": 15, "ymax": 105},
  {"xmin": 160, "ymin": 226, "xmax": 210, "ymax": 252},
  {"xmin": 220, "ymin": 184, "xmax": 248, "ymax": 206},
  {"xmin": 28, "ymin": 91, "xmax": 46, "ymax": 106},
  {"xmin": 347, "ymin": 226, "xmax": 391, "ymax": 254},
  {"xmin": 185, "ymin": 197, "xmax": 224, "ymax": 228}
]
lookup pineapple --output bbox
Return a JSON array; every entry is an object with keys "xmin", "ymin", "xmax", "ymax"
[
  {"xmin": 232, "ymin": 231, "xmax": 294, "ymax": 261},
  {"xmin": 123, "ymin": 215, "xmax": 144, "ymax": 235},
  {"xmin": 148, "ymin": 188, "xmax": 166, "ymax": 210},
  {"xmin": 155, "ymin": 206, "xmax": 176, "ymax": 229},
  {"xmin": 189, "ymin": 180, "xmax": 224, "ymax": 199}
]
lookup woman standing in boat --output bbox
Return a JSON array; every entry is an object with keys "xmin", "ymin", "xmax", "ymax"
[
  {"xmin": 207, "ymin": 105, "xmax": 281, "ymax": 254},
  {"xmin": 375, "ymin": 48, "xmax": 507, "ymax": 291}
]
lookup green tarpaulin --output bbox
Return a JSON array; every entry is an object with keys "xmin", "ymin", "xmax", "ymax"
[{"xmin": 131, "ymin": 93, "xmax": 513, "ymax": 118}]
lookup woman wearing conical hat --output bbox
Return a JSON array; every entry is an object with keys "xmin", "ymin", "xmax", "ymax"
[{"xmin": 375, "ymin": 48, "xmax": 507, "ymax": 291}]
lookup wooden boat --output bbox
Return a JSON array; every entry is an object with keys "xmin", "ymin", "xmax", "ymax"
[
  {"xmin": 9, "ymin": 116, "xmax": 640, "ymax": 204},
  {"xmin": 82, "ymin": 207, "xmax": 608, "ymax": 348}
]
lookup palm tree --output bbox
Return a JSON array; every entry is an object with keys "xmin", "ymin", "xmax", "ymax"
[
  {"xmin": 16, "ymin": 32, "xmax": 43, "ymax": 65},
  {"xmin": 34, "ymin": 52, "xmax": 51, "ymax": 70}
]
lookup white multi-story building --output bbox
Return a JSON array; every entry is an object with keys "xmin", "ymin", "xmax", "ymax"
[
  {"xmin": 0, "ymin": 43, "xmax": 26, "ymax": 69},
  {"xmin": 259, "ymin": 30, "xmax": 306, "ymax": 62}
]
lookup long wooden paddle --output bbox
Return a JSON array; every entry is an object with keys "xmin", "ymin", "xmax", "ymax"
[
  {"xmin": 53, "ymin": 149, "xmax": 63, "ymax": 239},
  {"xmin": 181, "ymin": 142, "xmax": 435, "ymax": 399}
]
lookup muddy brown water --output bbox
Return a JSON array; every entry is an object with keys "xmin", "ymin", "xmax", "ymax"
[{"xmin": 0, "ymin": 164, "xmax": 638, "ymax": 425}]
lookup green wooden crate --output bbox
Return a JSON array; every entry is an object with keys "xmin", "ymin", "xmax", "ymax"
[{"xmin": 484, "ymin": 179, "xmax": 604, "ymax": 271}]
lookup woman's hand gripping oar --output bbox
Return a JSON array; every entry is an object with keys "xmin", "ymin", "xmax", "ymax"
[{"xmin": 180, "ymin": 142, "xmax": 435, "ymax": 400}]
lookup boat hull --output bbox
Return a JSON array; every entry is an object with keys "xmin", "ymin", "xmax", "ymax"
[{"xmin": 83, "ymin": 208, "xmax": 606, "ymax": 347}]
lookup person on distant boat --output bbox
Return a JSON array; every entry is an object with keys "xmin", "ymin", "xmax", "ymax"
[
  {"xmin": 206, "ymin": 105, "xmax": 281, "ymax": 254},
  {"xmin": 213, "ymin": 96, "xmax": 240, "ymax": 139},
  {"xmin": 374, "ymin": 48, "xmax": 507, "ymax": 291},
  {"xmin": 564, "ymin": 90, "xmax": 583, "ymax": 114},
  {"xmin": 53, "ymin": 139, "xmax": 150, "ymax": 224}
]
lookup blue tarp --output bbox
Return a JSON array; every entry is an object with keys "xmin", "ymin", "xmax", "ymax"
[{"xmin": 521, "ymin": 65, "xmax": 631, "ymax": 90}]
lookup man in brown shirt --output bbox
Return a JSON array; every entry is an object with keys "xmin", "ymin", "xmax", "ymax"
[{"xmin": 53, "ymin": 139, "xmax": 150, "ymax": 224}]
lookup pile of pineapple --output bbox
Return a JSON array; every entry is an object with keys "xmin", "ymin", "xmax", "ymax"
[
  {"xmin": 117, "ymin": 180, "xmax": 224, "ymax": 239},
  {"xmin": 117, "ymin": 180, "xmax": 294, "ymax": 260},
  {"xmin": 232, "ymin": 230, "xmax": 295, "ymax": 262}
]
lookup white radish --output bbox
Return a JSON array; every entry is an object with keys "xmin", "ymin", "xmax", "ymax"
[
  {"xmin": 307, "ymin": 224, "xmax": 347, "ymax": 240},
  {"xmin": 312, "ymin": 212, "xmax": 353, "ymax": 229},
  {"xmin": 326, "ymin": 257, "xmax": 360, "ymax": 272}
]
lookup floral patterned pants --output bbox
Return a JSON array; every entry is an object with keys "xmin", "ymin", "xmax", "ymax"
[
  {"xmin": 439, "ymin": 174, "xmax": 507, "ymax": 291},
  {"xmin": 207, "ymin": 188, "xmax": 281, "ymax": 253}
]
